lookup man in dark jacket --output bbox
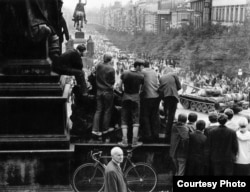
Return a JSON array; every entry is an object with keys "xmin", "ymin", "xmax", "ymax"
[
  {"xmin": 104, "ymin": 147, "xmax": 127, "ymax": 192},
  {"xmin": 170, "ymin": 113, "xmax": 189, "ymax": 176},
  {"xmin": 92, "ymin": 53, "xmax": 115, "ymax": 141},
  {"xmin": 204, "ymin": 111, "xmax": 219, "ymax": 137},
  {"xmin": 205, "ymin": 113, "xmax": 238, "ymax": 175},
  {"xmin": 186, "ymin": 120, "xmax": 207, "ymax": 175},
  {"xmin": 53, "ymin": 44, "xmax": 87, "ymax": 96},
  {"xmin": 159, "ymin": 71, "xmax": 181, "ymax": 142}
]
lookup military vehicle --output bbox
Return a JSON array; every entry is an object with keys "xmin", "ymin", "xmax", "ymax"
[{"xmin": 179, "ymin": 87, "xmax": 249, "ymax": 113}]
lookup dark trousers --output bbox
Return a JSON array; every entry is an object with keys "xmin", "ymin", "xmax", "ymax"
[
  {"xmin": 163, "ymin": 96, "xmax": 178, "ymax": 136},
  {"xmin": 186, "ymin": 157, "xmax": 205, "ymax": 176},
  {"xmin": 211, "ymin": 161, "xmax": 234, "ymax": 176},
  {"xmin": 234, "ymin": 163, "xmax": 250, "ymax": 176},
  {"xmin": 54, "ymin": 66, "xmax": 87, "ymax": 94},
  {"xmin": 92, "ymin": 91, "xmax": 114, "ymax": 133},
  {"xmin": 141, "ymin": 97, "xmax": 160, "ymax": 139}
]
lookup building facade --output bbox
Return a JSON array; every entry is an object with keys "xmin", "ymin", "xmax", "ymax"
[
  {"xmin": 212, "ymin": 0, "xmax": 247, "ymax": 26},
  {"xmin": 190, "ymin": 0, "xmax": 212, "ymax": 28},
  {"xmin": 92, "ymin": 0, "xmax": 250, "ymax": 34}
]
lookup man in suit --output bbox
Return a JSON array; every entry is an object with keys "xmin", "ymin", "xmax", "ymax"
[
  {"xmin": 159, "ymin": 70, "xmax": 181, "ymax": 142},
  {"xmin": 204, "ymin": 111, "xmax": 219, "ymax": 137},
  {"xmin": 186, "ymin": 120, "xmax": 207, "ymax": 175},
  {"xmin": 205, "ymin": 113, "xmax": 238, "ymax": 175},
  {"xmin": 104, "ymin": 147, "xmax": 127, "ymax": 192}
]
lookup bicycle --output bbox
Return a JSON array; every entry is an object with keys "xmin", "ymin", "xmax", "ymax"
[{"xmin": 72, "ymin": 147, "xmax": 158, "ymax": 192}]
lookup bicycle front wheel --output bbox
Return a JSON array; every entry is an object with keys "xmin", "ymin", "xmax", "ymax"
[
  {"xmin": 72, "ymin": 163, "xmax": 104, "ymax": 192},
  {"xmin": 125, "ymin": 162, "xmax": 157, "ymax": 192}
]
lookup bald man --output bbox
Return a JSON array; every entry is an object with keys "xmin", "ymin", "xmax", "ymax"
[
  {"xmin": 104, "ymin": 147, "xmax": 127, "ymax": 192},
  {"xmin": 92, "ymin": 53, "xmax": 115, "ymax": 142}
]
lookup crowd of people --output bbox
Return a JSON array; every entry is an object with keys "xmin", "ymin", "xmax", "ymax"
[
  {"xmin": 171, "ymin": 109, "xmax": 250, "ymax": 176},
  {"xmin": 56, "ymin": 26, "xmax": 250, "ymax": 176}
]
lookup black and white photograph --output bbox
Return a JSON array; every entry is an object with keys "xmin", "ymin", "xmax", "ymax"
[{"xmin": 0, "ymin": 0, "xmax": 250, "ymax": 191}]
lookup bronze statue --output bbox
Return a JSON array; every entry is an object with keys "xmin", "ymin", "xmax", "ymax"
[
  {"xmin": 0, "ymin": 0, "xmax": 64, "ymax": 74},
  {"xmin": 73, "ymin": 0, "xmax": 87, "ymax": 31},
  {"xmin": 0, "ymin": 0, "xmax": 61, "ymax": 60}
]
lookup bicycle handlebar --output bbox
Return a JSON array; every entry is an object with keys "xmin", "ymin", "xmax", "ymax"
[
  {"xmin": 91, "ymin": 151, "xmax": 102, "ymax": 161},
  {"xmin": 90, "ymin": 146, "xmax": 140, "ymax": 161}
]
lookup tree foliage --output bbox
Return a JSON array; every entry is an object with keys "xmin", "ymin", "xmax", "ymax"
[{"xmin": 95, "ymin": 23, "xmax": 250, "ymax": 77}]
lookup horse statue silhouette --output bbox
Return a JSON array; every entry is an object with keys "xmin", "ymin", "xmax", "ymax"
[{"xmin": 72, "ymin": 0, "xmax": 87, "ymax": 31}]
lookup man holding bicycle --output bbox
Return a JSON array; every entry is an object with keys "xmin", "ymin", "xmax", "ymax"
[{"xmin": 104, "ymin": 147, "xmax": 127, "ymax": 192}]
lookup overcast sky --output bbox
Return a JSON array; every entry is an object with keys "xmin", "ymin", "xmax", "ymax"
[{"xmin": 63, "ymin": 0, "xmax": 131, "ymax": 11}]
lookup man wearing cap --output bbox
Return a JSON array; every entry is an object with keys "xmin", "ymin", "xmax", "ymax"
[
  {"xmin": 205, "ymin": 113, "xmax": 238, "ymax": 175},
  {"xmin": 92, "ymin": 53, "xmax": 115, "ymax": 142},
  {"xmin": 53, "ymin": 44, "xmax": 88, "ymax": 96}
]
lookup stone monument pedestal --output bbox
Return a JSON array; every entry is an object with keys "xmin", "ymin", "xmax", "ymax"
[{"xmin": 0, "ymin": 74, "xmax": 73, "ymax": 188}]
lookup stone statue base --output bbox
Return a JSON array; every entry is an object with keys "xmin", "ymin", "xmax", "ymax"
[
  {"xmin": 1, "ymin": 59, "xmax": 51, "ymax": 75},
  {"xmin": 75, "ymin": 31, "xmax": 85, "ymax": 39},
  {"xmin": 0, "ymin": 74, "xmax": 70, "ymax": 150}
]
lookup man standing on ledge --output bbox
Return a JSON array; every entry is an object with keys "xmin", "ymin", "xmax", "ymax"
[
  {"xmin": 159, "ymin": 69, "xmax": 181, "ymax": 142},
  {"xmin": 104, "ymin": 147, "xmax": 127, "ymax": 192},
  {"xmin": 92, "ymin": 53, "xmax": 115, "ymax": 142}
]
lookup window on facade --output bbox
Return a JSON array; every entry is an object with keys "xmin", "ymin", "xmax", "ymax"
[
  {"xmin": 222, "ymin": 8, "xmax": 224, "ymax": 21},
  {"xmin": 216, "ymin": 8, "xmax": 218, "ymax": 21},
  {"xmin": 219, "ymin": 8, "xmax": 221, "ymax": 21},
  {"xmin": 240, "ymin": 6, "xmax": 244, "ymax": 22},
  {"xmin": 226, "ymin": 7, "xmax": 229, "ymax": 22},
  {"xmin": 235, "ymin": 6, "xmax": 238, "ymax": 22},
  {"xmin": 213, "ymin": 8, "xmax": 216, "ymax": 21},
  {"xmin": 231, "ymin": 7, "xmax": 234, "ymax": 22}
]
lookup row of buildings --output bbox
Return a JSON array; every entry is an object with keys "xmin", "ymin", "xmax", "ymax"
[{"xmin": 87, "ymin": 0, "xmax": 250, "ymax": 34}]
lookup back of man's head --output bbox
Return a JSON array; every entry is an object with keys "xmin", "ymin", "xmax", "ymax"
[
  {"xmin": 218, "ymin": 113, "xmax": 228, "ymax": 125},
  {"xmin": 103, "ymin": 53, "xmax": 112, "ymax": 63},
  {"xmin": 144, "ymin": 61, "xmax": 150, "ymax": 68},
  {"xmin": 76, "ymin": 44, "xmax": 86, "ymax": 53},
  {"xmin": 178, "ymin": 113, "xmax": 187, "ymax": 124},
  {"xmin": 208, "ymin": 111, "xmax": 218, "ymax": 123},
  {"xmin": 188, "ymin": 112, "xmax": 198, "ymax": 123},
  {"xmin": 134, "ymin": 59, "xmax": 145, "ymax": 68},
  {"xmin": 238, "ymin": 117, "xmax": 248, "ymax": 128},
  {"xmin": 224, "ymin": 108, "xmax": 234, "ymax": 120},
  {"xmin": 196, "ymin": 120, "xmax": 206, "ymax": 131}
]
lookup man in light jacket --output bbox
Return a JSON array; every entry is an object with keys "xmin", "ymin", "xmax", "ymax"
[{"xmin": 234, "ymin": 117, "xmax": 250, "ymax": 175}]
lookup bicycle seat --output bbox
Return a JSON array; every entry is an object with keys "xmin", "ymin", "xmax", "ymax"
[{"xmin": 126, "ymin": 145, "xmax": 141, "ymax": 153}]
